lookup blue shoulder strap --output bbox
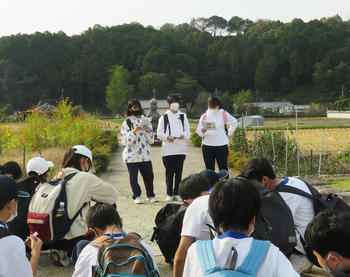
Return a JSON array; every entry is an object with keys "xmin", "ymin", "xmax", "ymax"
[
  {"xmin": 236, "ymin": 240, "xmax": 270, "ymax": 275},
  {"xmin": 196, "ymin": 240, "xmax": 221, "ymax": 275}
]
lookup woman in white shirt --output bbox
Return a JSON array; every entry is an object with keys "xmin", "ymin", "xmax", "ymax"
[
  {"xmin": 121, "ymin": 99, "xmax": 156, "ymax": 204},
  {"xmin": 196, "ymin": 97, "xmax": 238, "ymax": 173}
]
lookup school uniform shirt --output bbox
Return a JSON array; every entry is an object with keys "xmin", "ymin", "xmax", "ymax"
[
  {"xmin": 184, "ymin": 235, "xmax": 300, "ymax": 277},
  {"xmin": 55, "ymin": 168, "xmax": 118, "ymax": 240},
  {"xmin": 121, "ymin": 116, "xmax": 154, "ymax": 163},
  {"xmin": 277, "ymin": 177, "xmax": 315, "ymax": 254},
  {"xmin": 72, "ymin": 235, "xmax": 159, "ymax": 277},
  {"xmin": 157, "ymin": 110, "xmax": 190, "ymax": 156},
  {"xmin": 181, "ymin": 195, "xmax": 214, "ymax": 240},
  {"xmin": 0, "ymin": 226, "xmax": 33, "ymax": 277},
  {"xmin": 196, "ymin": 109, "xmax": 238, "ymax": 146}
]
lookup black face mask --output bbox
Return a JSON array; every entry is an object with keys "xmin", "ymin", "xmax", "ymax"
[{"xmin": 130, "ymin": 110, "xmax": 141, "ymax": 116}]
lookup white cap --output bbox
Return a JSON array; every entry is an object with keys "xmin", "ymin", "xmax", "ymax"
[
  {"xmin": 72, "ymin": 145, "xmax": 95, "ymax": 173},
  {"xmin": 26, "ymin": 157, "xmax": 54, "ymax": 175}
]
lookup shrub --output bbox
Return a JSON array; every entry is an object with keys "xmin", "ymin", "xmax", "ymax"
[
  {"xmin": 190, "ymin": 132, "xmax": 202, "ymax": 147},
  {"xmin": 227, "ymin": 151, "xmax": 249, "ymax": 172}
]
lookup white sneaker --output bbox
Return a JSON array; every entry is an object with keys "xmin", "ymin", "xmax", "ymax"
[
  {"xmin": 166, "ymin": 195, "xmax": 173, "ymax": 202},
  {"xmin": 147, "ymin": 197, "xmax": 158, "ymax": 203},
  {"xmin": 174, "ymin": 195, "xmax": 182, "ymax": 201},
  {"xmin": 134, "ymin": 197, "xmax": 142, "ymax": 204}
]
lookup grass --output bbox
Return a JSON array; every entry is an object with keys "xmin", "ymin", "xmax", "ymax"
[{"xmin": 329, "ymin": 179, "xmax": 350, "ymax": 190}]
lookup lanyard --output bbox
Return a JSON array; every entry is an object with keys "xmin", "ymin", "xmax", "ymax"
[
  {"xmin": 275, "ymin": 177, "xmax": 289, "ymax": 188},
  {"xmin": 218, "ymin": 230, "xmax": 248, "ymax": 240},
  {"xmin": 0, "ymin": 221, "xmax": 7, "ymax": 230},
  {"xmin": 103, "ymin": 233, "xmax": 124, "ymax": 239}
]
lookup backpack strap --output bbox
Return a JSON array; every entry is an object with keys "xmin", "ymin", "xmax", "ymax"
[
  {"xmin": 126, "ymin": 118, "xmax": 134, "ymax": 131},
  {"xmin": 275, "ymin": 185, "xmax": 313, "ymax": 200},
  {"xmin": 179, "ymin": 114, "xmax": 185, "ymax": 132},
  {"xmin": 163, "ymin": 114, "xmax": 171, "ymax": 136},
  {"xmin": 222, "ymin": 111, "xmax": 227, "ymax": 124},
  {"xmin": 0, "ymin": 228, "xmax": 11, "ymax": 239},
  {"xmin": 196, "ymin": 240, "xmax": 221, "ymax": 275},
  {"xmin": 236, "ymin": 240, "xmax": 270, "ymax": 275},
  {"xmin": 202, "ymin": 113, "xmax": 207, "ymax": 121}
]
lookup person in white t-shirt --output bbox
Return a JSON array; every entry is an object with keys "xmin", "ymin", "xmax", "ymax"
[
  {"xmin": 73, "ymin": 203, "xmax": 158, "ymax": 277},
  {"xmin": 183, "ymin": 178, "xmax": 299, "ymax": 277},
  {"xmin": 157, "ymin": 95, "xmax": 190, "ymax": 202},
  {"xmin": 0, "ymin": 175, "xmax": 43, "ymax": 277},
  {"xmin": 242, "ymin": 157, "xmax": 314, "ymax": 273},
  {"xmin": 196, "ymin": 96, "xmax": 237, "ymax": 173}
]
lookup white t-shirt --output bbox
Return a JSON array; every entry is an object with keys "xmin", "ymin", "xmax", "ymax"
[
  {"xmin": 0, "ymin": 227, "xmax": 33, "ymax": 277},
  {"xmin": 196, "ymin": 109, "xmax": 238, "ymax": 146},
  {"xmin": 277, "ymin": 177, "xmax": 315, "ymax": 254},
  {"xmin": 72, "ymin": 237, "xmax": 159, "ymax": 277},
  {"xmin": 157, "ymin": 110, "xmax": 190, "ymax": 156},
  {"xmin": 181, "ymin": 195, "xmax": 214, "ymax": 240},
  {"xmin": 184, "ymin": 236, "xmax": 300, "ymax": 277}
]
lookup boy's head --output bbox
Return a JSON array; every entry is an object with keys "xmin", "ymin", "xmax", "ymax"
[
  {"xmin": 179, "ymin": 174, "xmax": 211, "ymax": 204},
  {"xmin": 200, "ymin": 169, "xmax": 228, "ymax": 187},
  {"xmin": 86, "ymin": 203, "xmax": 122, "ymax": 236},
  {"xmin": 305, "ymin": 210, "xmax": 350, "ymax": 273},
  {"xmin": 241, "ymin": 158, "xmax": 276, "ymax": 189},
  {"xmin": 209, "ymin": 178, "xmax": 261, "ymax": 234},
  {"xmin": 0, "ymin": 175, "xmax": 29, "ymax": 222},
  {"xmin": 0, "ymin": 161, "xmax": 22, "ymax": 181}
]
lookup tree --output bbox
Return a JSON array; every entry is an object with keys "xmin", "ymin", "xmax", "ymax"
[
  {"xmin": 227, "ymin": 16, "xmax": 245, "ymax": 35},
  {"xmin": 206, "ymin": 16, "xmax": 227, "ymax": 36},
  {"xmin": 105, "ymin": 65, "xmax": 134, "ymax": 114},
  {"xmin": 138, "ymin": 72, "xmax": 171, "ymax": 99}
]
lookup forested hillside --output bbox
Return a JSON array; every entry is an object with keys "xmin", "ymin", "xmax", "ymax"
[{"xmin": 0, "ymin": 15, "xmax": 349, "ymax": 112}]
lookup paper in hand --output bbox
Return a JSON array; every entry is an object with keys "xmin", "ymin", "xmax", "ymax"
[
  {"xmin": 202, "ymin": 120, "xmax": 217, "ymax": 130},
  {"xmin": 140, "ymin": 115, "xmax": 152, "ymax": 127}
]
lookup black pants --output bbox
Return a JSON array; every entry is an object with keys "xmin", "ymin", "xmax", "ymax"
[
  {"xmin": 162, "ymin": 155, "xmax": 186, "ymax": 196},
  {"xmin": 202, "ymin": 145, "xmax": 228, "ymax": 171},
  {"xmin": 126, "ymin": 161, "xmax": 155, "ymax": 199}
]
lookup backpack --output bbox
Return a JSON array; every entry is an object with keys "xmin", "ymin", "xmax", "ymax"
[
  {"xmin": 202, "ymin": 111, "xmax": 228, "ymax": 134},
  {"xmin": 163, "ymin": 113, "xmax": 185, "ymax": 136},
  {"xmin": 0, "ymin": 228, "xmax": 12, "ymax": 239},
  {"xmin": 27, "ymin": 173, "xmax": 87, "ymax": 241},
  {"xmin": 252, "ymin": 183, "xmax": 296, "ymax": 257},
  {"xmin": 196, "ymin": 239, "xmax": 270, "ymax": 277},
  {"xmin": 151, "ymin": 203, "xmax": 188, "ymax": 265},
  {"xmin": 92, "ymin": 233, "xmax": 158, "ymax": 277},
  {"xmin": 8, "ymin": 176, "xmax": 42, "ymax": 241},
  {"xmin": 126, "ymin": 118, "xmax": 134, "ymax": 131}
]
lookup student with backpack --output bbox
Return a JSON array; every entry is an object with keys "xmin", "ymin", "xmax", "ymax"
[
  {"xmin": 0, "ymin": 175, "xmax": 43, "ymax": 277},
  {"xmin": 121, "ymin": 99, "xmax": 157, "ymax": 204},
  {"xmin": 304, "ymin": 210, "xmax": 350, "ymax": 277},
  {"xmin": 183, "ymin": 178, "xmax": 299, "ymax": 277},
  {"xmin": 242, "ymin": 157, "xmax": 314, "ymax": 273},
  {"xmin": 27, "ymin": 145, "xmax": 118, "ymax": 266},
  {"xmin": 157, "ymin": 94, "xmax": 190, "ymax": 202},
  {"xmin": 8, "ymin": 157, "xmax": 54, "ymax": 241},
  {"xmin": 196, "ymin": 96, "xmax": 238, "ymax": 173},
  {"xmin": 73, "ymin": 203, "xmax": 159, "ymax": 277}
]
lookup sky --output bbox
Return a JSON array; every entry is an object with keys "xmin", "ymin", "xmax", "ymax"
[{"xmin": 0, "ymin": 0, "xmax": 349, "ymax": 37}]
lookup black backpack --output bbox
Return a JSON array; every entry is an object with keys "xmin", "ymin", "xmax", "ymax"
[
  {"xmin": 275, "ymin": 179, "xmax": 350, "ymax": 265},
  {"xmin": 0, "ymin": 228, "xmax": 12, "ymax": 239},
  {"xmin": 251, "ymin": 183, "xmax": 297, "ymax": 257},
  {"xmin": 151, "ymin": 203, "xmax": 188, "ymax": 265},
  {"xmin": 163, "ymin": 114, "xmax": 185, "ymax": 136}
]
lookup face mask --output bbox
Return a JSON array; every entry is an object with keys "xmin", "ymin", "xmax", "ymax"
[
  {"xmin": 170, "ymin": 103, "xmax": 179, "ymax": 111},
  {"xmin": 7, "ymin": 204, "xmax": 17, "ymax": 223},
  {"xmin": 131, "ymin": 110, "xmax": 141, "ymax": 116}
]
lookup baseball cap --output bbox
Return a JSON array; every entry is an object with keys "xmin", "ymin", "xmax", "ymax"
[
  {"xmin": 200, "ymin": 169, "xmax": 228, "ymax": 186},
  {"xmin": 0, "ymin": 175, "xmax": 30, "ymax": 201},
  {"xmin": 26, "ymin": 157, "xmax": 54, "ymax": 175},
  {"xmin": 72, "ymin": 145, "xmax": 95, "ymax": 173}
]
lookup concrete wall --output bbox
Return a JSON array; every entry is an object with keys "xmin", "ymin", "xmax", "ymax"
[{"xmin": 327, "ymin": 110, "xmax": 350, "ymax": 119}]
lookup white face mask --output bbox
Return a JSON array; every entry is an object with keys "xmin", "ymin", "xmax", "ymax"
[
  {"xmin": 7, "ymin": 203, "xmax": 17, "ymax": 223},
  {"xmin": 170, "ymin": 103, "xmax": 179, "ymax": 111}
]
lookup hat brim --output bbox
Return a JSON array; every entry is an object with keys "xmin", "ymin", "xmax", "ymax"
[
  {"xmin": 217, "ymin": 170, "xmax": 229, "ymax": 180},
  {"xmin": 47, "ymin": 161, "xmax": 54, "ymax": 168},
  {"xmin": 17, "ymin": 191, "xmax": 30, "ymax": 198}
]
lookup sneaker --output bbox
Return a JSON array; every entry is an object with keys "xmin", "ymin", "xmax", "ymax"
[
  {"xmin": 174, "ymin": 195, "xmax": 182, "ymax": 201},
  {"xmin": 134, "ymin": 197, "xmax": 142, "ymax": 204},
  {"xmin": 147, "ymin": 197, "xmax": 158, "ymax": 203},
  {"xmin": 166, "ymin": 195, "xmax": 173, "ymax": 202},
  {"xmin": 50, "ymin": 250, "xmax": 70, "ymax": 267}
]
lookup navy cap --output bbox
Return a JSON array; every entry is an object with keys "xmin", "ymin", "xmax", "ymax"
[
  {"xmin": 0, "ymin": 175, "xmax": 30, "ymax": 201},
  {"xmin": 200, "ymin": 169, "xmax": 228, "ymax": 186}
]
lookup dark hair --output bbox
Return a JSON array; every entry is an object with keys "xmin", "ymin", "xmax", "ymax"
[
  {"xmin": 167, "ymin": 94, "xmax": 179, "ymax": 104},
  {"xmin": 28, "ymin": 170, "xmax": 49, "ymax": 181},
  {"xmin": 304, "ymin": 210, "xmax": 350, "ymax": 259},
  {"xmin": 209, "ymin": 178, "xmax": 261, "ymax": 232},
  {"xmin": 62, "ymin": 148, "xmax": 85, "ymax": 170},
  {"xmin": 0, "ymin": 161, "xmax": 22, "ymax": 180},
  {"xmin": 126, "ymin": 99, "xmax": 142, "ymax": 116},
  {"xmin": 208, "ymin": 96, "xmax": 221, "ymax": 109},
  {"xmin": 241, "ymin": 158, "xmax": 276, "ymax": 183},
  {"xmin": 86, "ymin": 203, "xmax": 121, "ymax": 230},
  {"xmin": 0, "ymin": 199, "xmax": 11, "ymax": 210},
  {"xmin": 179, "ymin": 174, "xmax": 211, "ymax": 200}
]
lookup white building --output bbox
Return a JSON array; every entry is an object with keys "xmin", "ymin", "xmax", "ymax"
[{"xmin": 243, "ymin": 102, "xmax": 294, "ymax": 115}]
